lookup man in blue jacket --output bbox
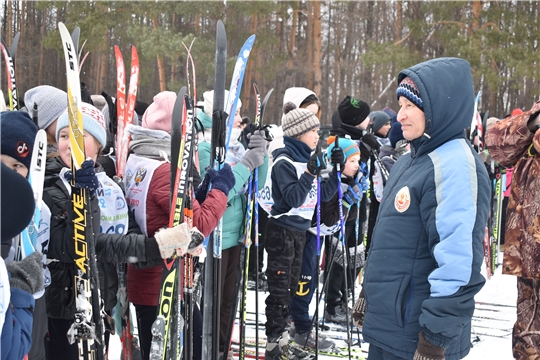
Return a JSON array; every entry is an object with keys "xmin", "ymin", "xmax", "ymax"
[{"xmin": 360, "ymin": 57, "xmax": 490, "ymax": 359}]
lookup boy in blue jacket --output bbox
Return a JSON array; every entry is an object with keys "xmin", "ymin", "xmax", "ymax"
[{"xmin": 264, "ymin": 102, "xmax": 342, "ymax": 359}]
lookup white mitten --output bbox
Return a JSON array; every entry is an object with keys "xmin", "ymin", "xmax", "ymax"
[{"xmin": 154, "ymin": 222, "xmax": 191, "ymax": 259}]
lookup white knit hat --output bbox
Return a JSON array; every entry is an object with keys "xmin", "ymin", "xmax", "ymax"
[
  {"xmin": 203, "ymin": 90, "xmax": 242, "ymax": 117},
  {"xmin": 24, "ymin": 85, "xmax": 68, "ymax": 130},
  {"xmin": 56, "ymin": 102, "xmax": 107, "ymax": 148}
]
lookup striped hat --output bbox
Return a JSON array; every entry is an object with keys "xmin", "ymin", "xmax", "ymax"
[
  {"xmin": 281, "ymin": 102, "xmax": 320, "ymax": 138},
  {"xmin": 396, "ymin": 77, "xmax": 423, "ymax": 111}
]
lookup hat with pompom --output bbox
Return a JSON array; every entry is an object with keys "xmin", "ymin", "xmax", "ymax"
[
  {"xmin": 281, "ymin": 102, "xmax": 320, "ymax": 138},
  {"xmin": 326, "ymin": 136, "xmax": 360, "ymax": 165}
]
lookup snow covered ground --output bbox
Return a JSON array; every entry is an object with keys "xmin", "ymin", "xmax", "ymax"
[{"xmin": 108, "ymin": 256, "xmax": 517, "ymax": 359}]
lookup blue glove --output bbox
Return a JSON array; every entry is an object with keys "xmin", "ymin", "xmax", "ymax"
[
  {"xmin": 64, "ymin": 159, "xmax": 100, "ymax": 195},
  {"xmin": 210, "ymin": 163, "xmax": 236, "ymax": 197},
  {"xmin": 343, "ymin": 185, "xmax": 362, "ymax": 209}
]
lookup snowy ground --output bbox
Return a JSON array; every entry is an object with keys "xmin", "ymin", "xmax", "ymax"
[{"xmin": 108, "ymin": 255, "xmax": 516, "ymax": 359}]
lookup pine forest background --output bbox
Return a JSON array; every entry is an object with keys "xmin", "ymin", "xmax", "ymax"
[{"xmin": 2, "ymin": 1, "xmax": 539, "ymax": 125}]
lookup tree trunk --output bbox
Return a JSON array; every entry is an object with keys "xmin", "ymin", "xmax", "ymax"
[
  {"xmin": 306, "ymin": 2, "xmax": 314, "ymax": 90},
  {"xmin": 154, "ymin": 17, "xmax": 167, "ymax": 92},
  {"xmin": 472, "ymin": 1, "xmax": 482, "ymax": 31},
  {"xmin": 396, "ymin": 1, "xmax": 402, "ymax": 42},
  {"xmin": 312, "ymin": 1, "xmax": 322, "ymax": 97},
  {"xmin": 38, "ymin": 11, "xmax": 46, "ymax": 84}
]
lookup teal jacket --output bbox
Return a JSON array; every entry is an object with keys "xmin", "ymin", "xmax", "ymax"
[{"xmin": 197, "ymin": 112, "xmax": 269, "ymax": 251}]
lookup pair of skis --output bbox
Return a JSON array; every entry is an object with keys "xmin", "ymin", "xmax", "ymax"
[
  {"xmin": 149, "ymin": 87, "xmax": 196, "ymax": 360},
  {"xmin": 202, "ymin": 20, "xmax": 257, "ymax": 360},
  {"xmin": 58, "ymin": 22, "xmax": 105, "ymax": 360},
  {"xmin": 113, "ymin": 44, "xmax": 140, "ymax": 360}
]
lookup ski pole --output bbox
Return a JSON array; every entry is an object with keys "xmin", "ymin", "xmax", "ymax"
[{"xmin": 333, "ymin": 137, "xmax": 352, "ymax": 359}]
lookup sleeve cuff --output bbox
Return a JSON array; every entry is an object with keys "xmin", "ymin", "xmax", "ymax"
[{"xmin": 423, "ymin": 328, "xmax": 452, "ymax": 349}]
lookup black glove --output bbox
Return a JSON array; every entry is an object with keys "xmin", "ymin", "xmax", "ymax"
[
  {"xmin": 6, "ymin": 251, "xmax": 44, "ymax": 294},
  {"xmin": 361, "ymin": 133, "xmax": 381, "ymax": 153},
  {"xmin": 307, "ymin": 152, "xmax": 327, "ymax": 176},
  {"xmin": 210, "ymin": 163, "xmax": 236, "ymax": 196},
  {"xmin": 352, "ymin": 288, "xmax": 366, "ymax": 328},
  {"xmin": 64, "ymin": 159, "xmax": 100, "ymax": 195},
  {"xmin": 330, "ymin": 146, "xmax": 345, "ymax": 169},
  {"xmin": 413, "ymin": 331, "xmax": 446, "ymax": 360}
]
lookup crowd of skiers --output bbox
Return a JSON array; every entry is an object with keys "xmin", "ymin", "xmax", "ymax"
[{"xmin": 2, "ymin": 55, "xmax": 540, "ymax": 360}]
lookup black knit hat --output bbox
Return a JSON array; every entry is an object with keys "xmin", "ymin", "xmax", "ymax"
[
  {"xmin": 337, "ymin": 95, "xmax": 370, "ymax": 127},
  {"xmin": 281, "ymin": 102, "xmax": 320, "ymax": 138},
  {"xmin": 1, "ymin": 111, "xmax": 39, "ymax": 170},
  {"xmin": 396, "ymin": 77, "xmax": 423, "ymax": 111}
]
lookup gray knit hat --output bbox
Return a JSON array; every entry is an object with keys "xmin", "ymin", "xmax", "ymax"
[
  {"xmin": 281, "ymin": 102, "xmax": 320, "ymax": 138},
  {"xmin": 24, "ymin": 85, "xmax": 68, "ymax": 130}
]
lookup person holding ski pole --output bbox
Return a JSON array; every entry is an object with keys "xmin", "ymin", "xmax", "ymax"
[
  {"xmin": 42, "ymin": 101, "xmax": 209, "ymax": 359},
  {"xmin": 263, "ymin": 102, "xmax": 342, "ymax": 359},
  {"xmin": 485, "ymin": 101, "xmax": 540, "ymax": 359},
  {"xmin": 290, "ymin": 135, "xmax": 366, "ymax": 352},
  {"xmin": 122, "ymin": 91, "xmax": 235, "ymax": 360},
  {"xmin": 1, "ymin": 162, "xmax": 44, "ymax": 360},
  {"xmin": 359, "ymin": 57, "xmax": 491, "ymax": 360},
  {"xmin": 196, "ymin": 89, "xmax": 269, "ymax": 360},
  {"xmin": 0, "ymin": 111, "xmax": 48, "ymax": 360},
  {"xmin": 324, "ymin": 96, "xmax": 372, "ymax": 324}
]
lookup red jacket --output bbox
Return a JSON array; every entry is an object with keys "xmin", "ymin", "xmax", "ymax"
[{"xmin": 127, "ymin": 162, "xmax": 227, "ymax": 306}]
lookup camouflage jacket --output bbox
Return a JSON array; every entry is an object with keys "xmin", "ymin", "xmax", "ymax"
[{"xmin": 485, "ymin": 100, "xmax": 540, "ymax": 279}]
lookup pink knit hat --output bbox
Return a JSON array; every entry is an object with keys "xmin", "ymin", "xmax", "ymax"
[{"xmin": 142, "ymin": 91, "xmax": 177, "ymax": 133}]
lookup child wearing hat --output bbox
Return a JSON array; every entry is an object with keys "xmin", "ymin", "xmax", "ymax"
[
  {"xmin": 0, "ymin": 110, "xmax": 49, "ymax": 360},
  {"xmin": 289, "ymin": 135, "xmax": 366, "ymax": 351},
  {"xmin": 124, "ymin": 91, "xmax": 236, "ymax": 360},
  {"xmin": 24, "ymin": 85, "xmax": 68, "ymax": 153},
  {"xmin": 263, "ymin": 102, "xmax": 342, "ymax": 359},
  {"xmin": 43, "ymin": 101, "xmax": 205, "ymax": 359}
]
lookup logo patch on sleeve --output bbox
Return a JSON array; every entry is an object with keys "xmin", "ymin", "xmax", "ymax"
[{"xmin": 394, "ymin": 186, "xmax": 411, "ymax": 213}]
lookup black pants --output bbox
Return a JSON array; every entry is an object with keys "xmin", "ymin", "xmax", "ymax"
[
  {"xmin": 29, "ymin": 296, "xmax": 47, "ymax": 360},
  {"xmin": 325, "ymin": 219, "xmax": 362, "ymax": 308},
  {"xmin": 219, "ymin": 245, "xmax": 242, "ymax": 352},
  {"xmin": 47, "ymin": 316, "xmax": 110, "ymax": 359},
  {"xmin": 249, "ymin": 204, "xmax": 268, "ymax": 274},
  {"xmin": 264, "ymin": 219, "xmax": 306, "ymax": 339}
]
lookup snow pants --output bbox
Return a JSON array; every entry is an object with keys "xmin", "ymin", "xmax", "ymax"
[
  {"xmin": 289, "ymin": 231, "xmax": 318, "ymax": 334},
  {"xmin": 265, "ymin": 219, "xmax": 306, "ymax": 340}
]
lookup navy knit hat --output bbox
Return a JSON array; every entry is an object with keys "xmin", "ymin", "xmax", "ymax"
[
  {"xmin": 1, "ymin": 111, "xmax": 39, "ymax": 169},
  {"xmin": 388, "ymin": 122, "xmax": 405, "ymax": 148},
  {"xmin": 396, "ymin": 77, "xmax": 423, "ymax": 111}
]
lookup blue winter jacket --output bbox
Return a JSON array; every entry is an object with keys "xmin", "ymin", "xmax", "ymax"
[
  {"xmin": 362, "ymin": 58, "xmax": 490, "ymax": 359},
  {"xmin": 270, "ymin": 136, "xmax": 338, "ymax": 232}
]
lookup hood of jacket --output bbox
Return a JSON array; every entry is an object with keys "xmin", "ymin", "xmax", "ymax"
[{"xmin": 398, "ymin": 57, "xmax": 474, "ymax": 158}]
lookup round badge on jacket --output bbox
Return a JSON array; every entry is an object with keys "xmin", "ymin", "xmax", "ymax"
[{"xmin": 394, "ymin": 186, "xmax": 411, "ymax": 213}]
